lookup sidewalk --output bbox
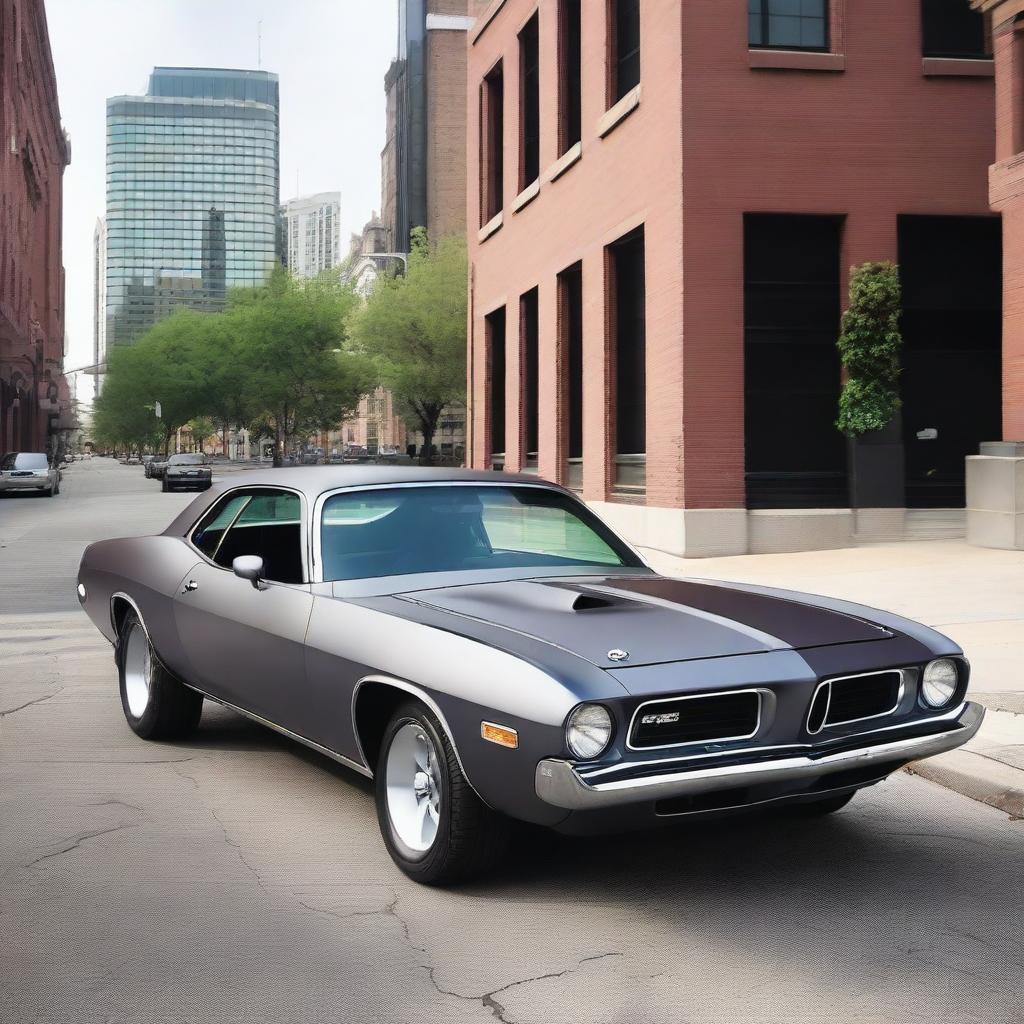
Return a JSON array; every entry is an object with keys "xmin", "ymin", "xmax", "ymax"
[{"xmin": 640, "ymin": 539, "xmax": 1024, "ymax": 820}]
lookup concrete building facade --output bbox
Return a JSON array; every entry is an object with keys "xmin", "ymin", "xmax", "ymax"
[
  {"xmin": 467, "ymin": 0, "xmax": 998, "ymax": 555},
  {"xmin": 282, "ymin": 191, "xmax": 341, "ymax": 278},
  {"xmin": 0, "ymin": 0, "xmax": 72, "ymax": 455},
  {"xmin": 382, "ymin": 0, "xmax": 489, "ymax": 251}
]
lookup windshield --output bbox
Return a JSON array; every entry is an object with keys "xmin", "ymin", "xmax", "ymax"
[
  {"xmin": 169, "ymin": 454, "xmax": 207, "ymax": 465},
  {"xmin": 2, "ymin": 453, "xmax": 48, "ymax": 471},
  {"xmin": 320, "ymin": 485, "xmax": 642, "ymax": 582}
]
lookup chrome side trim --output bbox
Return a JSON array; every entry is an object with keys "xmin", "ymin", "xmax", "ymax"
[
  {"xmin": 537, "ymin": 702, "xmax": 985, "ymax": 810},
  {"xmin": 807, "ymin": 668, "xmax": 908, "ymax": 733},
  {"xmin": 350, "ymin": 675, "xmax": 489, "ymax": 805},
  {"xmin": 625, "ymin": 688, "xmax": 769, "ymax": 752},
  {"xmin": 199, "ymin": 692, "xmax": 373, "ymax": 778}
]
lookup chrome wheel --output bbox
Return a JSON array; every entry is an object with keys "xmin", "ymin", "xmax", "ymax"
[
  {"xmin": 385, "ymin": 721, "xmax": 441, "ymax": 854},
  {"xmin": 123, "ymin": 621, "xmax": 152, "ymax": 718}
]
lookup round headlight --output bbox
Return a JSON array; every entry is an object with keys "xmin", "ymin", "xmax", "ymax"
[
  {"xmin": 566, "ymin": 704, "xmax": 613, "ymax": 760},
  {"xmin": 921, "ymin": 658, "xmax": 959, "ymax": 708}
]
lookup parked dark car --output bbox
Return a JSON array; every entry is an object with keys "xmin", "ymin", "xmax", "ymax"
[
  {"xmin": 141, "ymin": 454, "xmax": 156, "ymax": 476},
  {"xmin": 161, "ymin": 453, "xmax": 212, "ymax": 492},
  {"xmin": 76, "ymin": 468, "xmax": 982, "ymax": 884},
  {"xmin": 148, "ymin": 457, "xmax": 169, "ymax": 480},
  {"xmin": 0, "ymin": 452, "xmax": 60, "ymax": 496}
]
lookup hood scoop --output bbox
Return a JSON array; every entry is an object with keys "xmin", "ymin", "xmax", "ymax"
[{"xmin": 571, "ymin": 593, "xmax": 616, "ymax": 612}]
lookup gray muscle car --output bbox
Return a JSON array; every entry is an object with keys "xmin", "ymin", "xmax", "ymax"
[{"xmin": 77, "ymin": 468, "xmax": 983, "ymax": 884}]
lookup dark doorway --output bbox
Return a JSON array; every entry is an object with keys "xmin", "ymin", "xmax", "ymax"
[
  {"xmin": 559, "ymin": 262, "xmax": 584, "ymax": 489},
  {"xmin": 486, "ymin": 307, "xmax": 507, "ymax": 469},
  {"xmin": 520, "ymin": 288, "xmax": 539, "ymax": 469},
  {"xmin": 744, "ymin": 214, "xmax": 846, "ymax": 509},
  {"xmin": 898, "ymin": 215, "xmax": 1001, "ymax": 508}
]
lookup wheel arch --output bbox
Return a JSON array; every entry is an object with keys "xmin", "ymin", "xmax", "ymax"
[
  {"xmin": 352, "ymin": 675, "xmax": 488, "ymax": 804},
  {"xmin": 110, "ymin": 591, "xmax": 146, "ymax": 644}
]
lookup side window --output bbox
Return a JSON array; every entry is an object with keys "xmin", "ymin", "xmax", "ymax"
[
  {"xmin": 213, "ymin": 490, "xmax": 304, "ymax": 584},
  {"xmin": 191, "ymin": 493, "xmax": 250, "ymax": 559}
]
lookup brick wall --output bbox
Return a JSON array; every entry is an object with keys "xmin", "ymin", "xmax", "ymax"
[
  {"xmin": 0, "ymin": 0, "xmax": 69, "ymax": 453},
  {"xmin": 468, "ymin": 0, "xmax": 995, "ymax": 514}
]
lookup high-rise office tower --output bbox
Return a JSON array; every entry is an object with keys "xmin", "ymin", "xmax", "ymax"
[
  {"xmin": 105, "ymin": 67, "xmax": 280, "ymax": 348},
  {"xmin": 282, "ymin": 192, "xmax": 341, "ymax": 278}
]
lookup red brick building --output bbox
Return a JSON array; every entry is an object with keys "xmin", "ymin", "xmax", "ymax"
[
  {"xmin": 0, "ymin": 0, "xmax": 71, "ymax": 455},
  {"xmin": 975, "ymin": 0, "xmax": 1024, "ymax": 444},
  {"xmin": 467, "ymin": 0, "xmax": 999, "ymax": 554}
]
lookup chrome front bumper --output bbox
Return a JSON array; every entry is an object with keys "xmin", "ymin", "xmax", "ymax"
[{"xmin": 535, "ymin": 701, "xmax": 985, "ymax": 810}]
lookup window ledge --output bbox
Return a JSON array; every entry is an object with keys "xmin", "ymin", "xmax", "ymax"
[
  {"xmin": 749, "ymin": 49, "xmax": 845, "ymax": 72},
  {"xmin": 546, "ymin": 141, "xmax": 582, "ymax": 183},
  {"xmin": 511, "ymin": 178, "xmax": 540, "ymax": 213},
  {"xmin": 597, "ymin": 84, "xmax": 641, "ymax": 139},
  {"xmin": 922, "ymin": 57, "xmax": 993, "ymax": 77},
  {"xmin": 477, "ymin": 211, "xmax": 504, "ymax": 243}
]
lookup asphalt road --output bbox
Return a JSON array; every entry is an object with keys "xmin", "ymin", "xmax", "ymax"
[{"xmin": 1, "ymin": 459, "xmax": 1022, "ymax": 1024}]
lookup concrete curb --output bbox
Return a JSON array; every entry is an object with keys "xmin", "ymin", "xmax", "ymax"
[{"xmin": 908, "ymin": 750, "xmax": 1024, "ymax": 820}]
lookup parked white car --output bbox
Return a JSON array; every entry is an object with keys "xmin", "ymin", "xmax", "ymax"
[{"xmin": 0, "ymin": 452, "xmax": 60, "ymax": 497}]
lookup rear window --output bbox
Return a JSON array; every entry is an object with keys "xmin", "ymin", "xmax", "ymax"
[
  {"xmin": 1, "ymin": 453, "xmax": 48, "ymax": 470},
  {"xmin": 169, "ymin": 454, "xmax": 207, "ymax": 465}
]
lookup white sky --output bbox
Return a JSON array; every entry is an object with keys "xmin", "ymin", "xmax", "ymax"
[{"xmin": 47, "ymin": 0, "xmax": 398, "ymax": 400}]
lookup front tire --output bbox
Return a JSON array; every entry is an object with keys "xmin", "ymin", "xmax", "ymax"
[
  {"xmin": 161, "ymin": 478, "xmax": 169, "ymax": 492},
  {"xmin": 375, "ymin": 701, "xmax": 510, "ymax": 885},
  {"xmin": 117, "ymin": 609, "xmax": 203, "ymax": 740}
]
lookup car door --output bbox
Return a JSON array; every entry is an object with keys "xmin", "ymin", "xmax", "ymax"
[{"xmin": 172, "ymin": 487, "xmax": 313, "ymax": 725}]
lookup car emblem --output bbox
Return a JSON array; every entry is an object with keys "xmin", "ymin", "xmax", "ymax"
[{"xmin": 607, "ymin": 649, "xmax": 629, "ymax": 662}]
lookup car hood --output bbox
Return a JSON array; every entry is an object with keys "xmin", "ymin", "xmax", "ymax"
[{"xmin": 399, "ymin": 575, "xmax": 895, "ymax": 670}]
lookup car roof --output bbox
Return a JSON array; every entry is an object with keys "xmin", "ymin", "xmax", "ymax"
[{"xmin": 162, "ymin": 466, "xmax": 564, "ymax": 535}]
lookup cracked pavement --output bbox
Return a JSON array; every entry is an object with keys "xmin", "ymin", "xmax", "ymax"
[{"xmin": 2, "ymin": 459, "xmax": 1023, "ymax": 1023}]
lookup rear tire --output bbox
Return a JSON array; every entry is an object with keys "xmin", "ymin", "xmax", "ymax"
[
  {"xmin": 785, "ymin": 790, "xmax": 856, "ymax": 817},
  {"xmin": 117, "ymin": 609, "xmax": 202, "ymax": 740},
  {"xmin": 375, "ymin": 701, "xmax": 510, "ymax": 885}
]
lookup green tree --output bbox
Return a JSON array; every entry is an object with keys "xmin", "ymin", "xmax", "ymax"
[
  {"xmin": 187, "ymin": 417, "xmax": 216, "ymax": 452},
  {"xmin": 92, "ymin": 343, "xmax": 164, "ymax": 455},
  {"xmin": 836, "ymin": 262, "xmax": 903, "ymax": 437},
  {"xmin": 227, "ymin": 268, "xmax": 375, "ymax": 467},
  {"xmin": 349, "ymin": 229, "xmax": 467, "ymax": 463}
]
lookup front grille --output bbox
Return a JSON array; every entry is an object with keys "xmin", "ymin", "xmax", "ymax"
[
  {"xmin": 629, "ymin": 691, "xmax": 761, "ymax": 749},
  {"xmin": 808, "ymin": 670, "xmax": 903, "ymax": 733}
]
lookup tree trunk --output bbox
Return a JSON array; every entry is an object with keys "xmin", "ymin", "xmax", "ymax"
[{"xmin": 273, "ymin": 420, "xmax": 284, "ymax": 468}]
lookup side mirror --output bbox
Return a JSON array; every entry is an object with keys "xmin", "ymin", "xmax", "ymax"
[{"xmin": 232, "ymin": 555, "xmax": 266, "ymax": 589}]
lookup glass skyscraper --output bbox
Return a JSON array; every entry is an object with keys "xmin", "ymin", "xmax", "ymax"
[{"xmin": 105, "ymin": 67, "xmax": 280, "ymax": 348}]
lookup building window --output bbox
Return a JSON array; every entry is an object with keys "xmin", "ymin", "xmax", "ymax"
[
  {"xmin": 480, "ymin": 61, "xmax": 504, "ymax": 225},
  {"xmin": 743, "ymin": 214, "xmax": 845, "ymax": 509},
  {"xmin": 558, "ymin": 0, "xmax": 582, "ymax": 154},
  {"xmin": 921, "ymin": 0, "xmax": 989, "ymax": 60},
  {"xmin": 519, "ymin": 14, "xmax": 540, "ymax": 189},
  {"xmin": 608, "ymin": 228, "xmax": 646, "ymax": 492},
  {"xmin": 521, "ymin": 288, "xmax": 540, "ymax": 468},
  {"xmin": 559, "ymin": 263, "xmax": 584, "ymax": 489},
  {"xmin": 486, "ymin": 308, "xmax": 507, "ymax": 468},
  {"xmin": 608, "ymin": 0, "xmax": 641, "ymax": 105},
  {"xmin": 749, "ymin": 0, "xmax": 829, "ymax": 52}
]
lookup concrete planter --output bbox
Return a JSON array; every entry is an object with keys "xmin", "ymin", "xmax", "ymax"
[{"xmin": 966, "ymin": 443, "xmax": 1024, "ymax": 550}]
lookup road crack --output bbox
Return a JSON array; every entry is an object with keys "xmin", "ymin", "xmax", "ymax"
[
  {"xmin": 0, "ymin": 687, "xmax": 64, "ymax": 718},
  {"xmin": 210, "ymin": 808, "xmax": 271, "ymax": 895},
  {"xmin": 24, "ymin": 823, "xmax": 135, "ymax": 869},
  {"xmin": 294, "ymin": 888, "xmax": 623, "ymax": 1022}
]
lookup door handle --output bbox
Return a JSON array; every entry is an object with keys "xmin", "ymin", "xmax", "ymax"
[{"xmin": 183, "ymin": 579, "xmax": 199, "ymax": 593}]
